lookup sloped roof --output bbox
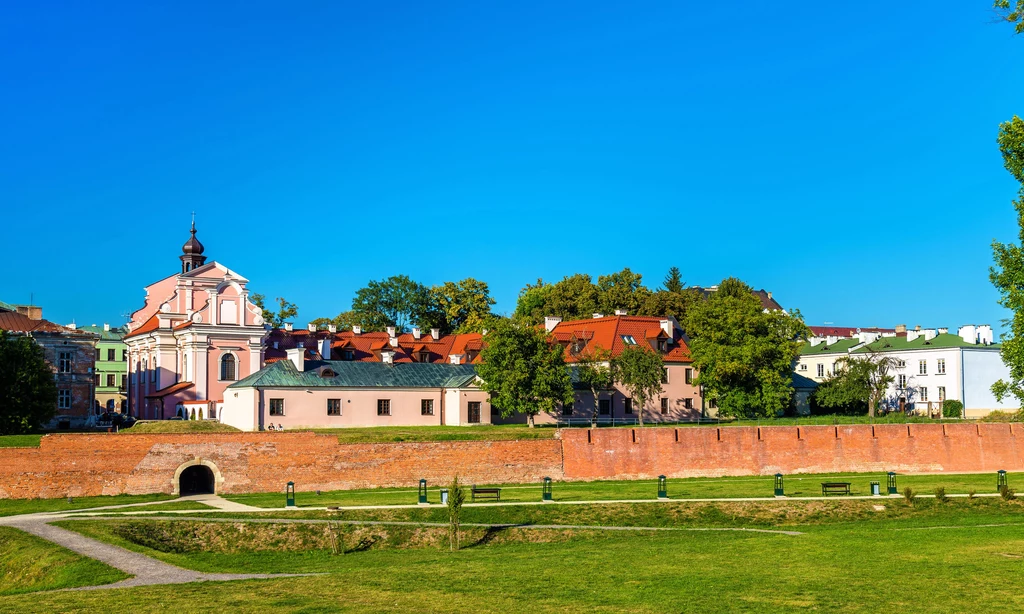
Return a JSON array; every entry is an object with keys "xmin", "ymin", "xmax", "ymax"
[
  {"xmin": 798, "ymin": 338, "xmax": 863, "ymax": 356},
  {"xmin": 229, "ymin": 360, "xmax": 478, "ymax": 389},
  {"xmin": 550, "ymin": 315, "xmax": 691, "ymax": 363},
  {"xmin": 808, "ymin": 325, "xmax": 897, "ymax": 338},
  {"xmin": 145, "ymin": 381, "xmax": 194, "ymax": 398},
  {"xmin": 854, "ymin": 333, "xmax": 1000, "ymax": 353},
  {"xmin": 0, "ymin": 310, "xmax": 84, "ymax": 335},
  {"xmin": 77, "ymin": 324, "xmax": 128, "ymax": 341}
]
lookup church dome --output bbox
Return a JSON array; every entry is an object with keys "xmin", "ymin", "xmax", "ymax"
[{"xmin": 182, "ymin": 223, "xmax": 205, "ymax": 255}]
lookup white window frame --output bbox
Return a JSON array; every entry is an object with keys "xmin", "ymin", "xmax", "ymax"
[
  {"xmin": 937, "ymin": 359, "xmax": 946, "ymax": 375},
  {"xmin": 919, "ymin": 360, "xmax": 927, "ymax": 375}
]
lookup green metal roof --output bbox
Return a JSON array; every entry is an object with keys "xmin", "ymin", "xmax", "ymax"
[
  {"xmin": 0, "ymin": 300, "xmax": 15, "ymax": 312},
  {"xmin": 77, "ymin": 324, "xmax": 128, "ymax": 342},
  {"xmin": 229, "ymin": 360, "xmax": 480, "ymax": 389},
  {"xmin": 797, "ymin": 338, "xmax": 862, "ymax": 356},
  {"xmin": 853, "ymin": 333, "xmax": 1000, "ymax": 353}
]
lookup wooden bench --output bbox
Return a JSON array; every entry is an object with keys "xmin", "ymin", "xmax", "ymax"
[
  {"xmin": 821, "ymin": 482, "xmax": 852, "ymax": 496},
  {"xmin": 471, "ymin": 486, "xmax": 501, "ymax": 501}
]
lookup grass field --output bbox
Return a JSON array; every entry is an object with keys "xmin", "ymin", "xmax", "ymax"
[
  {"xmin": 2, "ymin": 497, "xmax": 1022, "ymax": 612},
  {"xmin": 0, "ymin": 434, "xmax": 43, "ymax": 448},
  {"xmin": 0, "ymin": 526, "xmax": 127, "ymax": 594},
  {"xmin": 0, "ymin": 493, "xmax": 176, "ymax": 517},
  {"xmin": 221, "ymin": 471, "xmax": 1021, "ymax": 508},
  {"xmin": 126, "ymin": 421, "xmax": 241, "ymax": 434}
]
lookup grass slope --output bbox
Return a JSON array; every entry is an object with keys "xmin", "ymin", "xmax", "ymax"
[
  {"xmin": 0, "ymin": 493, "xmax": 176, "ymax": 517},
  {"xmin": 0, "ymin": 526, "xmax": 128, "ymax": 594},
  {"xmin": 125, "ymin": 421, "xmax": 241, "ymax": 434}
]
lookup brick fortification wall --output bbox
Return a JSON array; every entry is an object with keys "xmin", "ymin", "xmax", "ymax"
[{"xmin": 0, "ymin": 424, "xmax": 1022, "ymax": 499}]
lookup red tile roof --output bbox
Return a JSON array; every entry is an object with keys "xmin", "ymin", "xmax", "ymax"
[
  {"xmin": 0, "ymin": 311, "xmax": 81, "ymax": 334},
  {"xmin": 145, "ymin": 381, "xmax": 194, "ymax": 398},
  {"xmin": 550, "ymin": 315, "xmax": 691, "ymax": 363},
  {"xmin": 808, "ymin": 325, "xmax": 897, "ymax": 338},
  {"xmin": 124, "ymin": 313, "xmax": 161, "ymax": 339}
]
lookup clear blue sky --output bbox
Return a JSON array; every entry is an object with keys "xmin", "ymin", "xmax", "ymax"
[{"xmin": 2, "ymin": 2, "xmax": 1022, "ymax": 333}]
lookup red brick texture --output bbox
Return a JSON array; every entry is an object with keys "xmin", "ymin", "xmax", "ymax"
[
  {"xmin": 560, "ymin": 423, "xmax": 1024, "ymax": 480},
  {"xmin": 1, "ymin": 424, "xmax": 1023, "ymax": 500}
]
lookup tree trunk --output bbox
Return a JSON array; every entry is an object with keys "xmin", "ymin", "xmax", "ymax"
[{"xmin": 637, "ymin": 398, "xmax": 644, "ymax": 427}]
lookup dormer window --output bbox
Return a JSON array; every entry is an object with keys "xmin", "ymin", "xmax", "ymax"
[
  {"xmin": 571, "ymin": 338, "xmax": 587, "ymax": 354},
  {"xmin": 621, "ymin": 335, "xmax": 637, "ymax": 345},
  {"xmin": 320, "ymin": 368, "xmax": 336, "ymax": 378},
  {"xmin": 343, "ymin": 350, "xmax": 355, "ymax": 361},
  {"xmin": 418, "ymin": 351, "xmax": 430, "ymax": 363},
  {"xmin": 657, "ymin": 339, "xmax": 668, "ymax": 352}
]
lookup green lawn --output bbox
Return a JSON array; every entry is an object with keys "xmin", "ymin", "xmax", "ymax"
[
  {"xmin": 316, "ymin": 424, "xmax": 557, "ymax": 444},
  {"xmin": 0, "ymin": 434, "xmax": 43, "ymax": 448},
  {"xmin": 0, "ymin": 493, "xmax": 176, "ymax": 517},
  {"xmin": 0, "ymin": 526, "xmax": 127, "ymax": 594},
  {"xmin": 126, "ymin": 420, "xmax": 241, "ymax": 434},
  {"xmin": 63, "ymin": 499, "xmax": 214, "ymax": 515},
  {"xmin": 222, "ymin": 471, "xmax": 1020, "ymax": 508},
  {"xmin": 7, "ymin": 498, "xmax": 1023, "ymax": 612}
]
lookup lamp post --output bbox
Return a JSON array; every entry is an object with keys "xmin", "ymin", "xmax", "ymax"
[
  {"xmin": 286, "ymin": 481, "xmax": 295, "ymax": 507},
  {"xmin": 887, "ymin": 472, "xmax": 897, "ymax": 495},
  {"xmin": 657, "ymin": 475, "xmax": 667, "ymax": 500},
  {"xmin": 542, "ymin": 477, "xmax": 552, "ymax": 502},
  {"xmin": 418, "ymin": 479, "xmax": 428, "ymax": 505},
  {"xmin": 774, "ymin": 473, "xmax": 784, "ymax": 497},
  {"xmin": 998, "ymin": 470, "xmax": 1008, "ymax": 493}
]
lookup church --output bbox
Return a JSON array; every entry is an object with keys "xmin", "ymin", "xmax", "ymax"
[{"xmin": 124, "ymin": 223, "xmax": 268, "ymax": 420}]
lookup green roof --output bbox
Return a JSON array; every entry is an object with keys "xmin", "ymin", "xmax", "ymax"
[
  {"xmin": 0, "ymin": 300, "xmax": 15, "ymax": 313},
  {"xmin": 76, "ymin": 324, "xmax": 128, "ymax": 342},
  {"xmin": 229, "ymin": 360, "xmax": 479, "ymax": 389},
  {"xmin": 798, "ymin": 338, "xmax": 862, "ymax": 356},
  {"xmin": 854, "ymin": 333, "xmax": 1000, "ymax": 353}
]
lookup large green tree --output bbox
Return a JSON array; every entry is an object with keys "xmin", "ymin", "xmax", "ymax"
[
  {"xmin": 430, "ymin": 278, "xmax": 496, "ymax": 334},
  {"xmin": 684, "ymin": 278, "xmax": 807, "ymax": 419},
  {"xmin": 663, "ymin": 266, "xmax": 685, "ymax": 293},
  {"xmin": 613, "ymin": 344, "xmax": 665, "ymax": 426},
  {"xmin": 597, "ymin": 268, "xmax": 651, "ymax": 316},
  {"xmin": 574, "ymin": 347, "xmax": 614, "ymax": 426},
  {"xmin": 251, "ymin": 294, "xmax": 298, "ymax": 328},
  {"xmin": 0, "ymin": 332, "xmax": 58, "ymax": 434},
  {"xmin": 991, "ymin": 116, "xmax": 1024, "ymax": 405},
  {"xmin": 351, "ymin": 275, "xmax": 436, "ymax": 332},
  {"xmin": 513, "ymin": 279, "xmax": 554, "ymax": 324},
  {"xmin": 476, "ymin": 318, "xmax": 573, "ymax": 427},
  {"xmin": 813, "ymin": 351, "xmax": 899, "ymax": 417}
]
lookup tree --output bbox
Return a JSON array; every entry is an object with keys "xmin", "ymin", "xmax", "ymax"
[
  {"xmin": 513, "ymin": 279, "xmax": 554, "ymax": 324},
  {"xmin": 0, "ymin": 331, "xmax": 58, "ymax": 434},
  {"xmin": 351, "ymin": 275, "xmax": 435, "ymax": 332},
  {"xmin": 613, "ymin": 344, "xmax": 664, "ymax": 426},
  {"xmin": 684, "ymin": 278, "xmax": 807, "ymax": 419},
  {"xmin": 991, "ymin": 116, "xmax": 1024, "ymax": 406},
  {"xmin": 813, "ymin": 352, "xmax": 898, "ymax": 417},
  {"xmin": 663, "ymin": 267, "xmax": 685, "ymax": 293},
  {"xmin": 574, "ymin": 347, "xmax": 614, "ymax": 426},
  {"xmin": 251, "ymin": 294, "xmax": 298, "ymax": 328},
  {"xmin": 430, "ymin": 278, "xmax": 496, "ymax": 334},
  {"xmin": 638, "ymin": 288, "xmax": 701, "ymax": 322},
  {"xmin": 546, "ymin": 274, "xmax": 601, "ymax": 321},
  {"xmin": 446, "ymin": 475, "xmax": 466, "ymax": 551},
  {"xmin": 597, "ymin": 268, "xmax": 651, "ymax": 315},
  {"xmin": 995, "ymin": 0, "xmax": 1024, "ymax": 33},
  {"xmin": 309, "ymin": 311, "xmax": 362, "ymax": 332},
  {"xmin": 476, "ymin": 318, "xmax": 574, "ymax": 427}
]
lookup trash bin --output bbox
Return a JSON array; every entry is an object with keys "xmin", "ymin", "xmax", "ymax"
[
  {"xmin": 441, "ymin": 489, "xmax": 449, "ymax": 505},
  {"xmin": 870, "ymin": 481, "xmax": 880, "ymax": 496}
]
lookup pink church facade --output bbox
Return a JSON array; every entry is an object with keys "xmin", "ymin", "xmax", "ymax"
[{"xmin": 124, "ymin": 224, "xmax": 268, "ymax": 420}]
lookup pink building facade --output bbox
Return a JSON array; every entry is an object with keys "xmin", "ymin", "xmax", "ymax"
[{"xmin": 124, "ymin": 224, "xmax": 268, "ymax": 420}]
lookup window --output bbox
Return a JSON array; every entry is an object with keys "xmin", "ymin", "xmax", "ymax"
[
  {"xmin": 561, "ymin": 402, "xmax": 573, "ymax": 416},
  {"xmin": 418, "ymin": 351, "xmax": 430, "ymax": 363},
  {"xmin": 937, "ymin": 359, "xmax": 946, "ymax": 375},
  {"xmin": 708, "ymin": 398, "xmax": 718, "ymax": 409},
  {"xmin": 467, "ymin": 401, "xmax": 481, "ymax": 423},
  {"xmin": 122, "ymin": 349, "xmax": 127, "ymax": 361},
  {"xmin": 107, "ymin": 348, "xmax": 115, "ymax": 361},
  {"xmin": 920, "ymin": 387, "xmax": 928, "ymax": 402},
  {"xmin": 662, "ymin": 367, "xmax": 670, "ymax": 384},
  {"xmin": 95, "ymin": 348, "xmax": 100, "ymax": 360},
  {"xmin": 343, "ymin": 350, "xmax": 355, "ymax": 361},
  {"xmin": 94, "ymin": 374, "xmax": 100, "ymax": 386},
  {"xmin": 685, "ymin": 368, "xmax": 693, "ymax": 384},
  {"xmin": 938, "ymin": 386, "xmax": 946, "ymax": 402},
  {"xmin": 269, "ymin": 398, "xmax": 285, "ymax": 416},
  {"xmin": 624, "ymin": 398, "xmax": 633, "ymax": 414},
  {"xmin": 898, "ymin": 374, "xmax": 907, "ymax": 388},
  {"xmin": 657, "ymin": 339, "xmax": 668, "ymax": 352},
  {"xmin": 621, "ymin": 335, "xmax": 637, "ymax": 345},
  {"xmin": 58, "ymin": 389, "xmax": 72, "ymax": 409},
  {"xmin": 799, "ymin": 364, "xmax": 807, "ymax": 371},
  {"xmin": 919, "ymin": 360, "xmax": 927, "ymax": 375},
  {"xmin": 598, "ymin": 399, "xmax": 611, "ymax": 415},
  {"xmin": 896, "ymin": 359, "xmax": 906, "ymax": 368},
  {"xmin": 421, "ymin": 399, "xmax": 434, "ymax": 416},
  {"xmin": 377, "ymin": 399, "xmax": 391, "ymax": 416},
  {"xmin": 58, "ymin": 352, "xmax": 72, "ymax": 373},
  {"xmin": 817, "ymin": 364, "xmax": 824, "ymax": 377},
  {"xmin": 121, "ymin": 375, "xmax": 127, "ymax": 388},
  {"xmin": 660, "ymin": 398, "xmax": 669, "ymax": 414},
  {"xmin": 571, "ymin": 338, "xmax": 587, "ymax": 354},
  {"xmin": 220, "ymin": 354, "xmax": 236, "ymax": 381},
  {"xmin": 327, "ymin": 398, "xmax": 341, "ymax": 416},
  {"xmin": 683, "ymin": 398, "xmax": 693, "ymax": 410},
  {"xmin": 106, "ymin": 399, "xmax": 115, "ymax": 411},
  {"xmin": 106, "ymin": 374, "xmax": 116, "ymax": 387}
]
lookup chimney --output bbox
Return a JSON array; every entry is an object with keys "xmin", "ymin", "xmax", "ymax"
[
  {"xmin": 66, "ymin": 322, "xmax": 77, "ymax": 330},
  {"xmin": 592, "ymin": 313, "xmax": 604, "ymax": 319},
  {"xmin": 308, "ymin": 324, "xmax": 317, "ymax": 332},
  {"xmin": 978, "ymin": 325, "xmax": 994, "ymax": 345},
  {"xmin": 381, "ymin": 349, "xmax": 395, "ymax": 364},
  {"xmin": 825, "ymin": 335, "xmax": 840, "ymax": 346},
  {"xmin": 319, "ymin": 338, "xmax": 331, "ymax": 361},
  {"xmin": 286, "ymin": 348, "xmax": 304, "ymax": 372},
  {"xmin": 767, "ymin": 291, "xmax": 773, "ymax": 300},
  {"xmin": 923, "ymin": 329, "xmax": 937, "ymax": 341},
  {"xmin": 450, "ymin": 354, "xmax": 463, "ymax": 364},
  {"xmin": 431, "ymin": 328, "xmax": 440, "ymax": 340},
  {"xmin": 387, "ymin": 327, "xmax": 398, "ymax": 347},
  {"xmin": 386, "ymin": 326, "xmax": 396, "ymax": 337},
  {"xmin": 809, "ymin": 337, "xmax": 824, "ymax": 347},
  {"xmin": 938, "ymin": 327, "xmax": 949, "ymax": 335},
  {"xmin": 958, "ymin": 325, "xmax": 977, "ymax": 345},
  {"xmin": 660, "ymin": 319, "xmax": 672, "ymax": 337},
  {"xmin": 328, "ymin": 324, "xmax": 337, "ymax": 333},
  {"xmin": 284, "ymin": 322, "xmax": 293, "ymax": 332},
  {"xmin": 915, "ymin": 325, "xmax": 922, "ymax": 331},
  {"xmin": 906, "ymin": 330, "xmax": 920, "ymax": 343},
  {"xmin": 103, "ymin": 323, "xmax": 110, "ymax": 332},
  {"xmin": 352, "ymin": 325, "xmax": 361, "ymax": 335},
  {"xmin": 544, "ymin": 316, "xmax": 562, "ymax": 332},
  {"xmin": 16, "ymin": 305, "xmax": 42, "ymax": 320},
  {"xmin": 412, "ymin": 327, "xmax": 422, "ymax": 340},
  {"xmin": 614, "ymin": 309, "xmax": 628, "ymax": 316},
  {"xmin": 895, "ymin": 324, "xmax": 907, "ymax": 334}
]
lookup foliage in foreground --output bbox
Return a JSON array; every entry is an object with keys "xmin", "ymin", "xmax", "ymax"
[{"xmin": 0, "ymin": 331, "xmax": 58, "ymax": 435}]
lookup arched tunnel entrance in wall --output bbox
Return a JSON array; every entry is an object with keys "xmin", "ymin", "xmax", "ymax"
[{"xmin": 179, "ymin": 465, "xmax": 216, "ymax": 495}]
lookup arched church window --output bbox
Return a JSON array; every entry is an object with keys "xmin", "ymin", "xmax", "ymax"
[{"xmin": 221, "ymin": 354, "xmax": 236, "ymax": 381}]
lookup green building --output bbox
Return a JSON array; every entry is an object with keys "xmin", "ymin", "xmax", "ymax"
[{"xmin": 79, "ymin": 324, "xmax": 128, "ymax": 414}]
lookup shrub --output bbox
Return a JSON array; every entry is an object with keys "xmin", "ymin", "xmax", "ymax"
[
  {"xmin": 934, "ymin": 487, "xmax": 947, "ymax": 503},
  {"xmin": 980, "ymin": 409, "xmax": 1024, "ymax": 423},
  {"xmin": 902, "ymin": 487, "xmax": 916, "ymax": 504},
  {"xmin": 1000, "ymin": 485, "xmax": 1017, "ymax": 501},
  {"xmin": 968, "ymin": 489, "xmax": 977, "ymax": 500},
  {"xmin": 447, "ymin": 475, "xmax": 466, "ymax": 551},
  {"xmin": 941, "ymin": 400, "xmax": 963, "ymax": 419}
]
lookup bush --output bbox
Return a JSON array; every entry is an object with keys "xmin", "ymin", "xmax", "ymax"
[
  {"xmin": 980, "ymin": 409, "xmax": 1024, "ymax": 423},
  {"xmin": 968, "ymin": 489, "xmax": 977, "ymax": 500},
  {"xmin": 1000, "ymin": 485, "xmax": 1017, "ymax": 501},
  {"xmin": 934, "ymin": 487, "xmax": 947, "ymax": 503},
  {"xmin": 942, "ymin": 400, "xmax": 963, "ymax": 419},
  {"xmin": 902, "ymin": 487, "xmax": 916, "ymax": 504}
]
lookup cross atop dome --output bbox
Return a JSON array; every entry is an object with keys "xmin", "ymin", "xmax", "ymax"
[{"xmin": 180, "ymin": 216, "xmax": 207, "ymax": 273}]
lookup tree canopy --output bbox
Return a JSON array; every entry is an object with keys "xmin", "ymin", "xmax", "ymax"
[
  {"xmin": 0, "ymin": 332, "xmax": 57, "ymax": 434},
  {"xmin": 475, "ymin": 318, "xmax": 573, "ymax": 427},
  {"xmin": 613, "ymin": 344, "xmax": 665, "ymax": 426},
  {"xmin": 251, "ymin": 294, "xmax": 298, "ymax": 328},
  {"xmin": 684, "ymin": 278, "xmax": 806, "ymax": 419},
  {"xmin": 430, "ymin": 278, "xmax": 496, "ymax": 334},
  {"xmin": 991, "ymin": 116, "xmax": 1024, "ymax": 405},
  {"xmin": 812, "ymin": 352, "xmax": 898, "ymax": 417},
  {"xmin": 995, "ymin": 0, "xmax": 1024, "ymax": 33}
]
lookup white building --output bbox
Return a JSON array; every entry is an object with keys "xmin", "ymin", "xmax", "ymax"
[{"xmin": 795, "ymin": 325, "xmax": 1014, "ymax": 417}]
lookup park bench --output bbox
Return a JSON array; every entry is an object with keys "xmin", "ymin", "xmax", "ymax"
[
  {"xmin": 821, "ymin": 482, "xmax": 852, "ymax": 496},
  {"xmin": 471, "ymin": 486, "xmax": 502, "ymax": 501}
]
